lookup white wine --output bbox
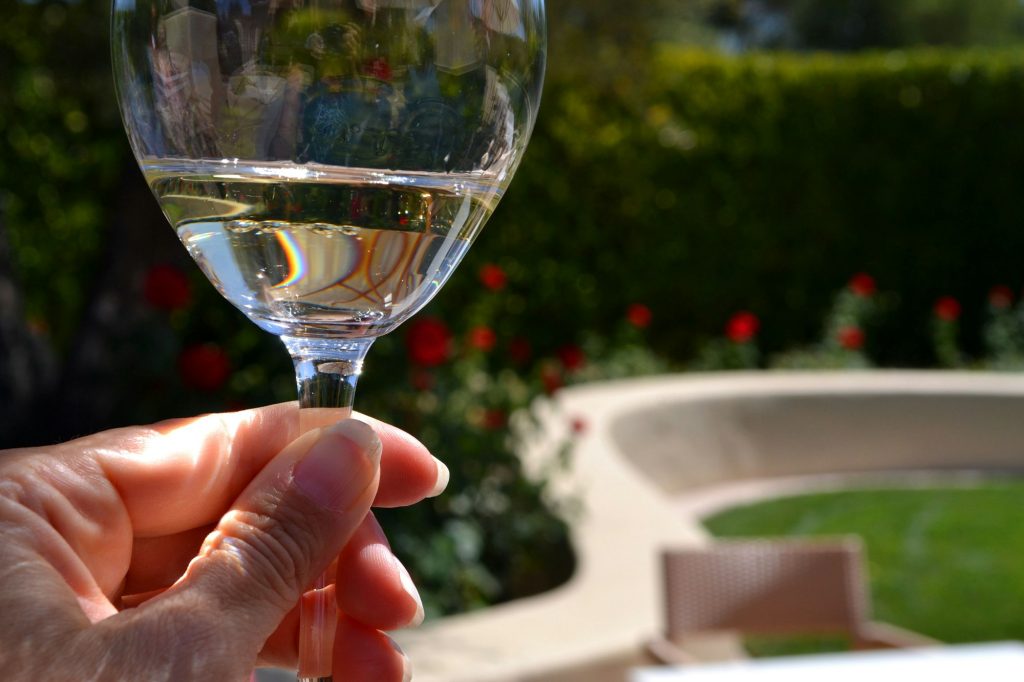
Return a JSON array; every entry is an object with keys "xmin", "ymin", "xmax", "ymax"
[{"xmin": 147, "ymin": 160, "xmax": 502, "ymax": 338}]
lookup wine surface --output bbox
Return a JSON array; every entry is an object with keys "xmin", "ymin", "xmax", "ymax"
[{"xmin": 147, "ymin": 160, "xmax": 500, "ymax": 338}]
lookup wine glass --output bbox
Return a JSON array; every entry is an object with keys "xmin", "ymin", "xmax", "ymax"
[{"xmin": 110, "ymin": 1, "xmax": 545, "ymax": 679}]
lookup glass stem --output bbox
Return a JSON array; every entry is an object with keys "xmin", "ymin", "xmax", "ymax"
[{"xmin": 283, "ymin": 335, "xmax": 374, "ymax": 682}]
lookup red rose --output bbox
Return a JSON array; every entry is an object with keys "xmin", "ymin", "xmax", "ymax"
[
  {"xmin": 482, "ymin": 409, "xmax": 507, "ymax": 430},
  {"xmin": 934, "ymin": 296, "xmax": 962, "ymax": 322},
  {"xmin": 468, "ymin": 326, "xmax": 497, "ymax": 352},
  {"xmin": 726, "ymin": 311, "xmax": 759, "ymax": 343},
  {"xmin": 508, "ymin": 337, "xmax": 532, "ymax": 365},
  {"xmin": 837, "ymin": 326, "xmax": 865, "ymax": 351},
  {"xmin": 557, "ymin": 344, "xmax": 586, "ymax": 371},
  {"xmin": 178, "ymin": 343, "xmax": 231, "ymax": 392},
  {"xmin": 848, "ymin": 273, "xmax": 876, "ymax": 297},
  {"xmin": 479, "ymin": 264, "xmax": 507, "ymax": 291},
  {"xmin": 989, "ymin": 285, "xmax": 1013, "ymax": 309},
  {"xmin": 144, "ymin": 264, "xmax": 191, "ymax": 311},
  {"xmin": 406, "ymin": 317, "xmax": 452, "ymax": 367},
  {"xmin": 626, "ymin": 303, "xmax": 653, "ymax": 329}
]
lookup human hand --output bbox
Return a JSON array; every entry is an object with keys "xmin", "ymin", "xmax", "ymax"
[{"xmin": 0, "ymin": 403, "xmax": 447, "ymax": 681}]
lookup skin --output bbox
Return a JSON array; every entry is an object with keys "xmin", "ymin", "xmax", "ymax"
[{"xmin": 0, "ymin": 403, "xmax": 445, "ymax": 682}]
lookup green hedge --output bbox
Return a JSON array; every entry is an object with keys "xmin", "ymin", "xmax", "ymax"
[
  {"xmin": 434, "ymin": 47, "xmax": 1024, "ymax": 366},
  {"xmin": 7, "ymin": 37, "xmax": 1024, "ymax": 365}
]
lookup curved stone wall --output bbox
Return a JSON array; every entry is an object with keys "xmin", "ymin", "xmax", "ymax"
[{"xmin": 612, "ymin": 372, "xmax": 1024, "ymax": 494}]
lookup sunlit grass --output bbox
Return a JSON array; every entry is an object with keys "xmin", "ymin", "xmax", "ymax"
[{"xmin": 702, "ymin": 482, "xmax": 1024, "ymax": 654}]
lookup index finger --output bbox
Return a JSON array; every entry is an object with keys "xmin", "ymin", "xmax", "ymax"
[{"xmin": 84, "ymin": 403, "xmax": 441, "ymax": 537}]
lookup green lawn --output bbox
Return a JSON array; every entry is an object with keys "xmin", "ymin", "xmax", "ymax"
[{"xmin": 702, "ymin": 482, "xmax": 1024, "ymax": 650}]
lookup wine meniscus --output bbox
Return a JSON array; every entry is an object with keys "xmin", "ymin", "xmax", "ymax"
[{"xmin": 147, "ymin": 160, "xmax": 502, "ymax": 339}]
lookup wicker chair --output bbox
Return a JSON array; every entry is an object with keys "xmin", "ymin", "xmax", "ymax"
[{"xmin": 647, "ymin": 537, "xmax": 938, "ymax": 664}]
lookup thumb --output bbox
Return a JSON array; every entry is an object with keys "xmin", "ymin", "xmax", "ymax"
[{"xmin": 168, "ymin": 418, "xmax": 381, "ymax": 652}]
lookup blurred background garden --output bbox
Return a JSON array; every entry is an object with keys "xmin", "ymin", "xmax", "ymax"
[{"xmin": 6, "ymin": 0, "xmax": 1024, "ymax": 635}]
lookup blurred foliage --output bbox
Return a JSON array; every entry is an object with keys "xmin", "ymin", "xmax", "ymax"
[
  {"xmin": 452, "ymin": 46, "xmax": 1024, "ymax": 369},
  {"xmin": 980, "ymin": 290, "xmax": 1024, "ymax": 371},
  {"xmin": 692, "ymin": 278, "xmax": 1024, "ymax": 373},
  {"xmin": 0, "ymin": 0, "xmax": 125, "ymax": 346},
  {"xmin": 927, "ymin": 287, "xmax": 1024, "ymax": 372},
  {"xmin": 8, "ymin": 0, "xmax": 1024, "ymax": 618},
  {"xmin": 671, "ymin": 0, "xmax": 1024, "ymax": 51},
  {"xmin": 770, "ymin": 274, "xmax": 880, "ymax": 370}
]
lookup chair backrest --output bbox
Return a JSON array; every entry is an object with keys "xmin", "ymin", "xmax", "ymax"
[{"xmin": 661, "ymin": 537, "xmax": 870, "ymax": 639}]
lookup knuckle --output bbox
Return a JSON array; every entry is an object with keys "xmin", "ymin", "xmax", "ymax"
[{"xmin": 213, "ymin": 505, "xmax": 325, "ymax": 608}]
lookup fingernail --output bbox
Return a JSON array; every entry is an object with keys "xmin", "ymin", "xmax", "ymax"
[
  {"xmin": 396, "ymin": 559, "xmax": 425, "ymax": 627},
  {"xmin": 428, "ymin": 459, "xmax": 449, "ymax": 498},
  {"xmin": 293, "ymin": 419, "xmax": 382, "ymax": 511}
]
